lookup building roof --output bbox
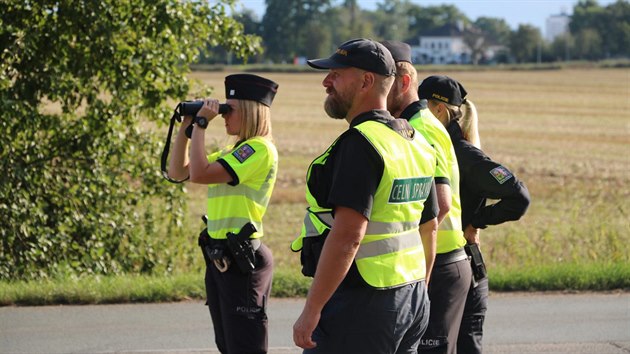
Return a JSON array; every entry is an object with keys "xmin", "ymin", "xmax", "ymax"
[{"xmin": 420, "ymin": 23, "xmax": 464, "ymax": 37}]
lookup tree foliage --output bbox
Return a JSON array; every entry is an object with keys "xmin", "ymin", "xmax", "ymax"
[
  {"xmin": 509, "ymin": 24, "xmax": 543, "ymax": 63},
  {"xmin": 261, "ymin": 0, "xmax": 332, "ymax": 62},
  {"xmin": 474, "ymin": 17, "xmax": 511, "ymax": 46},
  {"xmin": 571, "ymin": 0, "xmax": 630, "ymax": 58},
  {"xmin": 0, "ymin": 0, "xmax": 261, "ymax": 280},
  {"xmin": 193, "ymin": 0, "xmax": 630, "ymax": 65}
]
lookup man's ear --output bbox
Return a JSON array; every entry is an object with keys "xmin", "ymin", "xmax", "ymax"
[
  {"xmin": 362, "ymin": 71, "xmax": 375, "ymax": 90},
  {"xmin": 401, "ymin": 74, "xmax": 412, "ymax": 93},
  {"xmin": 436, "ymin": 102, "xmax": 446, "ymax": 116}
]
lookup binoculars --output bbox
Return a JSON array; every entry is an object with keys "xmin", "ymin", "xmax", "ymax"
[{"xmin": 179, "ymin": 100, "xmax": 231, "ymax": 117}]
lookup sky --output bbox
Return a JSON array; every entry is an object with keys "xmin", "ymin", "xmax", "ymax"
[{"xmin": 233, "ymin": 0, "xmax": 618, "ymax": 32}]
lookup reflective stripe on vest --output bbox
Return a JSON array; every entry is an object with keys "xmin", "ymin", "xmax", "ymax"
[
  {"xmin": 356, "ymin": 228, "xmax": 423, "ymax": 260},
  {"xmin": 300, "ymin": 211, "xmax": 423, "ymax": 239},
  {"xmin": 409, "ymin": 109, "xmax": 466, "ymax": 254}
]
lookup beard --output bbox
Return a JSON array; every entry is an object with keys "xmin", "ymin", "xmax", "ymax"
[
  {"xmin": 386, "ymin": 85, "xmax": 404, "ymax": 116},
  {"xmin": 324, "ymin": 88, "xmax": 353, "ymax": 120}
]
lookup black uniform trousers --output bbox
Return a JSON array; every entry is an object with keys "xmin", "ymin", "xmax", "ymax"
[
  {"xmin": 305, "ymin": 280, "xmax": 430, "ymax": 354},
  {"xmin": 205, "ymin": 243, "xmax": 273, "ymax": 354},
  {"xmin": 457, "ymin": 277, "xmax": 489, "ymax": 354},
  {"xmin": 419, "ymin": 254, "xmax": 472, "ymax": 354}
]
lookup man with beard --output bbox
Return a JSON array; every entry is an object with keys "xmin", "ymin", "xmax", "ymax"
[{"xmin": 291, "ymin": 38, "xmax": 439, "ymax": 354}]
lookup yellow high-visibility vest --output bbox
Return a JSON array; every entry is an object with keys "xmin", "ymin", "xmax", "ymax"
[
  {"xmin": 206, "ymin": 136, "xmax": 277, "ymax": 239},
  {"xmin": 292, "ymin": 119, "xmax": 436, "ymax": 288},
  {"xmin": 409, "ymin": 109, "xmax": 465, "ymax": 253}
]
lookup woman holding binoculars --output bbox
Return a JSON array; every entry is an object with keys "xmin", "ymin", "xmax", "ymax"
[{"xmin": 167, "ymin": 73, "xmax": 279, "ymax": 354}]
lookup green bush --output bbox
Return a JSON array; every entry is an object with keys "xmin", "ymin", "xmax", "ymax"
[{"xmin": 0, "ymin": 0, "xmax": 261, "ymax": 280}]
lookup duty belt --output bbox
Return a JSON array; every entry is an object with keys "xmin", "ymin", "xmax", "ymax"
[
  {"xmin": 434, "ymin": 247, "xmax": 468, "ymax": 266},
  {"xmin": 208, "ymin": 237, "xmax": 261, "ymax": 251}
]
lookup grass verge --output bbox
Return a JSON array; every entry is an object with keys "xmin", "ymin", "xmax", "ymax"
[
  {"xmin": 1, "ymin": 262, "xmax": 627, "ymax": 306},
  {"xmin": 490, "ymin": 261, "xmax": 630, "ymax": 291}
]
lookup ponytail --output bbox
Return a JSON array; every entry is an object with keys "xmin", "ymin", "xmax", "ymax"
[{"xmin": 459, "ymin": 99, "xmax": 481, "ymax": 149}]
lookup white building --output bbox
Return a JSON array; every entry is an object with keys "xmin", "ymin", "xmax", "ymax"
[
  {"xmin": 410, "ymin": 23, "xmax": 470, "ymax": 65},
  {"xmin": 409, "ymin": 23, "xmax": 503, "ymax": 65},
  {"xmin": 545, "ymin": 13, "xmax": 570, "ymax": 42}
]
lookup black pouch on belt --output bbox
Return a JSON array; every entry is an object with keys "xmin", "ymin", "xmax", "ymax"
[
  {"xmin": 300, "ymin": 230, "xmax": 329, "ymax": 277},
  {"xmin": 198, "ymin": 228, "xmax": 223, "ymax": 265},
  {"xmin": 465, "ymin": 243, "xmax": 487, "ymax": 282},
  {"xmin": 226, "ymin": 222, "xmax": 257, "ymax": 274},
  {"xmin": 197, "ymin": 215, "xmax": 227, "ymax": 263}
]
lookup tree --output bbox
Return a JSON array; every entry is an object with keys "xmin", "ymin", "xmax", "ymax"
[
  {"xmin": 318, "ymin": 5, "xmax": 375, "ymax": 52},
  {"xmin": 571, "ymin": 0, "xmax": 604, "ymax": 34},
  {"xmin": 0, "ymin": 0, "xmax": 261, "ymax": 280},
  {"xmin": 549, "ymin": 34, "xmax": 575, "ymax": 61},
  {"xmin": 570, "ymin": 0, "xmax": 630, "ymax": 59},
  {"xmin": 303, "ymin": 21, "xmax": 332, "ymax": 59},
  {"xmin": 603, "ymin": 0, "xmax": 630, "ymax": 57},
  {"xmin": 463, "ymin": 26, "xmax": 487, "ymax": 65},
  {"xmin": 199, "ymin": 9, "xmax": 264, "ymax": 64},
  {"xmin": 370, "ymin": 0, "xmax": 415, "ymax": 40},
  {"xmin": 407, "ymin": 4, "xmax": 469, "ymax": 39},
  {"xmin": 474, "ymin": 17, "xmax": 511, "ymax": 46},
  {"xmin": 261, "ymin": 0, "xmax": 332, "ymax": 62},
  {"xmin": 509, "ymin": 25, "xmax": 543, "ymax": 63},
  {"xmin": 572, "ymin": 29, "xmax": 602, "ymax": 60}
]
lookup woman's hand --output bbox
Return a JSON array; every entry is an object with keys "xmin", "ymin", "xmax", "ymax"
[
  {"xmin": 197, "ymin": 98, "xmax": 221, "ymax": 121},
  {"xmin": 464, "ymin": 224, "xmax": 480, "ymax": 245},
  {"xmin": 181, "ymin": 115, "xmax": 193, "ymax": 125}
]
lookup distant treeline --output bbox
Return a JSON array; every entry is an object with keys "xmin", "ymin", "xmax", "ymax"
[{"xmin": 200, "ymin": 0, "xmax": 630, "ymax": 65}]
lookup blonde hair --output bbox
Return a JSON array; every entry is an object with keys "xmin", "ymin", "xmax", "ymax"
[
  {"xmin": 459, "ymin": 100, "xmax": 481, "ymax": 149},
  {"xmin": 236, "ymin": 100, "xmax": 273, "ymax": 142},
  {"xmin": 430, "ymin": 98, "xmax": 481, "ymax": 149}
]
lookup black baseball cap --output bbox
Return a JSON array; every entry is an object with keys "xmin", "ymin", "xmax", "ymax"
[
  {"xmin": 225, "ymin": 74, "xmax": 279, "ymax": 107},
  {"xmin": 380, "ymin": 40, "xmax": 412, "ymax": 63},
  {"xmin": 307, "ymin": 38, "xmax": 396, "ymax": 77},
  {"xmin": 418, "ymin": 75, "xmax": 468, "ymax": 106}
]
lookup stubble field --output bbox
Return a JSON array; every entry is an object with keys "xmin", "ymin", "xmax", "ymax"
[{"xmin": 185, "ymin": 68, "xmax": 629, "ymax": 287}]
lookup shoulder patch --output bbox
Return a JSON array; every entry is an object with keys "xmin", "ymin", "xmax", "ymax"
[
  {"xmin": 489, "ymin": 166, "xmax": 513, "ymax": 184},
  {"xmin": 232, "ymin": 143, "xmax": 256, "ymax": 163}
]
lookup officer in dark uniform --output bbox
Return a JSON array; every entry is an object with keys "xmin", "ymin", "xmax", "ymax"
[
  {"xmin": 291, "ymin": 38, "xmax": 439, "ymax": 354},
  {"xmin": 418, "ymin": 75, "xmax": 531, "ymax": 354},
  {"xmin": 167, "ymin": 74, "xmax": 280, "ymax": 354}
]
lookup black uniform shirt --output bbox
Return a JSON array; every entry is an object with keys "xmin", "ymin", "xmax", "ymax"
[
  {"xmin": 447, "ymin": 121, "xmax": 531, "ymax": 229},
  {"xmin": 308, "ymin": 109, "xmax": 438, "ymax": 224},
  {"xmin": 398, "ymin": 100, "xmax": 428, "ymax": 121}
]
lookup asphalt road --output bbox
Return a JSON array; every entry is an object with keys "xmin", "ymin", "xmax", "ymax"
[{"xmin": 1, "ymin": 292, "xmax": 629, "ymax": 354}]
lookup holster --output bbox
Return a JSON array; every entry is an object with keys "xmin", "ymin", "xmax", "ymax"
[
  {"xmin": 226, "ymin": 222, "xmax": 257, "ymax": 274},
  {"xmin": 197, "ymin": 218, "xmax": 258, "ymax": 274},
  {"xmin": 465, "ymin": 243, "xmax": 488, "ymax": 285}
]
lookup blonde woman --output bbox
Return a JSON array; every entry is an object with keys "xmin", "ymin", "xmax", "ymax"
[
  {"xmin": 419, "ymin": 75, "xmax": 530, "ymax": 354},
  {"xmin": 168, "ymin": 74, "xmax": 279, "ymax": 354}
]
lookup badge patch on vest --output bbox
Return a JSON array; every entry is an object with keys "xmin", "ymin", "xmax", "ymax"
[
  {"xmin": 232, "ymin": 144, "xmax": 255, "ymax": 163},
  {"xmin": 489, "ymin": 166, "xmax": 513, "ymax": 184},
  {"xmin": 388, "ymin": 177, "xmax": 432, "ymax": 204}
]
